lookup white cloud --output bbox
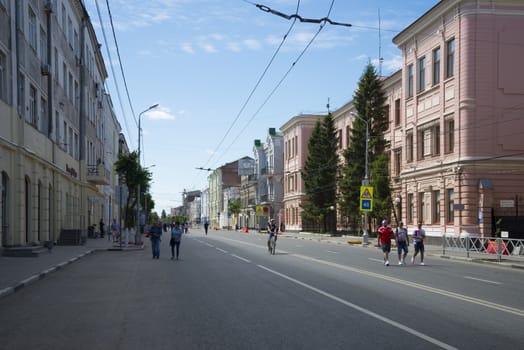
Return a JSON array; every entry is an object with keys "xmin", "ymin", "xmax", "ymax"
[
  {"xmin": 243, "ymin": 39, "xmax": 262, "ymax": 50},
  {"xmin": 180, "ymin": 43, "xmax": 195, "ymax": 54},
  {"xmin": 226, "ymin": 42, "xmax": 242, "ymax": 52},
  {"xmin": 199, "ymin": 43, "xmax": 217, "ymax": 53},
  {"xmin": 145, "ymin": 106, "xmax": 176, "ymax": 120}
]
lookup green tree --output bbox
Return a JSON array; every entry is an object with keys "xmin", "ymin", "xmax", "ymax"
[
  {"xmin": 301, "ymin": 113, "xmax": 339, "ymax": 233},
  {"xmin": 339, "ymin": 63, "xmax": 390, "ymax": 233},
  {"xmin": 161, "ymin": 210, "xmax": 167, "ymax": 220},
  {"xmin": 114, "ymin": 151, "xmax": 153, "ymax": 228},
  {"xmin": 228, "ymin": 199, "xmax": 242, "ymax": 229}
]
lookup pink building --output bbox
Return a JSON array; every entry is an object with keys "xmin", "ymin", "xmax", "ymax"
[
  {"xmin": 280, "ymin": 115, "xmax": 322, "ymax": 232},
  {"xmin": 391, "ymin": 0, "xmax": 524, "ymax": 237}
]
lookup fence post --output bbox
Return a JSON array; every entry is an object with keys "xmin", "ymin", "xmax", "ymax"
[
  {"xmin": 442, "ymin": 235, "xmax": 446, "ymax": 256},
  {"xmin": 497, "ymin": 238, "xmax": 502, "ymax": 263},
  {"xmin": 466, "ymin": 237, "xmax": 470, "ymax": 258}
]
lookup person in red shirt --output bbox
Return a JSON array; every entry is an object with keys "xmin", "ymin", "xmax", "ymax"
[{"xmin": 377, "ymin": 220, "xmax": 394, "ymax": 266}]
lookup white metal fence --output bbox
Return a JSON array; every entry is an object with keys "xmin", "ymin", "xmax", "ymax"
[{"xmin": 441, "ymin": 236, "xmax": 524, "ymax": 263}]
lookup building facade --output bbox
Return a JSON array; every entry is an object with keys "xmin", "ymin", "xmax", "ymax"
[
  {"xmin": 392, "ymin": 0, "xmax": 524, "ymax": 237},
  {"xmin": 0, "ymin": 0, "xmax": 119, "ymax": 248}
]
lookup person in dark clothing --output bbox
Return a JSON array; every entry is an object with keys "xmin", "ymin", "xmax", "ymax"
[
  {"xmin": 204, "ymin": 221, "xmax": 209, "ymax": 235},
  {"xmin": 99, "ymin": 218, "xmax": 105, "ymax": 238}
]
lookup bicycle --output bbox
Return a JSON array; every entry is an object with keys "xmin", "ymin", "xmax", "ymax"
[{"xmin": 269, "ymin": 234, "xmax": 276, "ymax": 255}]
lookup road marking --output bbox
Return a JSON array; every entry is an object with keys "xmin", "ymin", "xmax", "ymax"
[
  {"xmin": 215, "ymin": 247, "xmax": 228, "ymax": 254},
  {"xmin": 205, "ymin": 243, "xmax": 214, "ymax": 248},
  {"xmin": 207, "ymin": 235, "xmax": 523, "ymax": 317},
  {"xmin": 293, "ymin": 253, "xmax": 524, "ymax": 318},
  {"xmin": 327, "ymin": 250, "xmax": 339, "ymax": 254},
  {"xmin": 369, "ymin": 258, "xmax": 384, "ymax": 263},
  {"xmin": 258, "ymin": 264, "xmax": 458, "ymax": 350},
  {"xmin": 231, "ymin": 254, "xmax": 251, "ymax": 263},
  {"xmin": 464, "ymin": 276, "xmax": 501, "ymax": 285}
]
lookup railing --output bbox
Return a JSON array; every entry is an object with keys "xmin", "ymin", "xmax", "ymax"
[
  {"xmin": 86, "ymin": 164, "xmax": 110, "ymax": 185},
  {"xmin": 441, "ymin": 236, "xmax": 524, "ymax": 263}
]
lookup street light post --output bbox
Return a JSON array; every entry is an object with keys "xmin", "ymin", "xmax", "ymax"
[
  {"xmin": 136, "ymin": 104, "xmax": 159, "ymax": 244},
  {"xmin": 351, "ymin": 112, "xmax": 369, "ymax": 245}
]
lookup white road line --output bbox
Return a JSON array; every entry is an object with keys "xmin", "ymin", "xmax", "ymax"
[
  {"xmin": 327, "ymin": 250, "xmax": 339, "ymax": 254},
  {"xmin": 215, "ymin": 247, "xmax": 228, "ymax": 254},
  {"xmin": 295, "ymin": 253, "xmax": 524, "ymax": 318},
  {"xmin": 257, "ymin": 264, "xmax": 458, "ymax": 350},
  {"xmin": 464, "ymin": 276, "xmax": 502, "ymax": 285},
  {"xmin": 205, "ymin": 243, "xmax": 214, "ymax": 248},
  {"xmin": 231, "ymin": 254, "xmax": 251, "ymax": 263},
  {"xmin": 369, "ymin": 258, "xmax": 384, "ymax": 263}
]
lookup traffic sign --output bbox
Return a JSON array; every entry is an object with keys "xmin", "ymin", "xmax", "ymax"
[{"xmin": 360, "ymin": 186, "xmax": 373, "ymax": 212}]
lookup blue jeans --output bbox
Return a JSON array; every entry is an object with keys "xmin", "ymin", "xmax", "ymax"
[{"xmin": 151, "ymin": 239, "xmax": 161, "ymax": 258}]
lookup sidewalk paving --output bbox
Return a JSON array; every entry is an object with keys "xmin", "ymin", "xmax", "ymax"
[
  {"xmin": 1, "ymin": 231, "xmax": 522, "ymax": 301},
  {"xmin": 0, "ymin": 237, "xmax": 144, "ymax": 300}
]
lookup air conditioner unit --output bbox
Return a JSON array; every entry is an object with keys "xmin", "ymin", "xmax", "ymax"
[{"xmin": 41, "ymin": 64, "xmax": 50, "ymax": 76}]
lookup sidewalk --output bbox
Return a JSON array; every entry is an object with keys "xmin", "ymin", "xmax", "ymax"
[
  {"xmin": 280, "ymin": 231, "xmax": 524, "ymax": 269},
  {"xmin": 0, "ymin": 237, "xmax": 144, "ymax": 300}
]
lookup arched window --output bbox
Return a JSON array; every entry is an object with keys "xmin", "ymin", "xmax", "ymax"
[{"xmin": 38, "ymin": 181, "xmax": 42, "ymax": 242}]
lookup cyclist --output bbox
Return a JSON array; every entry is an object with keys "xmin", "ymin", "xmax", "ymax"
[{"xmin": 267, "ymin": 219, "xmax": 278, "ymax": 251}]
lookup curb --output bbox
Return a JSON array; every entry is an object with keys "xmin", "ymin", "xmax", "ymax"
[{"xmin": 0, "ymin": 249, "xmax": 97, "ymax": 300}]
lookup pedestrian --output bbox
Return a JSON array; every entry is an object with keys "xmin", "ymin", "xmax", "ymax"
[
  {"xmin": 377, "ymin": 220, "xmax": 394, "ymax": 266},
  {"xmin": 99, "ymin": 218, "xmax": 105, "ymax": 238},
  {"xmin": 394, "ymin": 221, "xmax": 409, "ymax": 265},
  {"xmin": 184, "ymin": 222, "xmax": 189, "ymax": 233},
  {"xmin": 149, "ymin": 221, "xmax": 163, "ymax": 259},
  {"xmin": 170, "ymin": 221, "xmax": 184, "ymax": 260},
  {"xmin": 267, "ymin": 218, "xmax": 277, "ymax": 251},
  {"xmin": 411, "ymin": 222, "xmax": 426, "ymax": 265},
  {"xmin": 110, "ymin": 218, "xmax": 120, "ymax": 243},
  {"xmin": 204, "ymin": 221, "xmax": 209, "ymax": 235}
]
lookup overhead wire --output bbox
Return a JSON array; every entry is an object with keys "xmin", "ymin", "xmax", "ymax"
[
  {"xmin": 214, "ymin": 0, "xmax": 337, "ymax": 165},
  {"xmin": 196, "ymin": 0, "xmax": 303, "ymax": 185},
  {"xmin": 93, "ymin": 0, "xmax": 135, "ymax": 150}
]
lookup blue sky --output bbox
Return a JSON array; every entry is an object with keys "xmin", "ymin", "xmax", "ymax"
[{"xmin": 85, "ymin": 0, "xmax": 439, "ymax": 214}]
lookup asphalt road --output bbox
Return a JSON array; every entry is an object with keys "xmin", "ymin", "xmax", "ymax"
[{"xmin": 0, "ymin": 230, "xmax": 522, "ymax": 350}]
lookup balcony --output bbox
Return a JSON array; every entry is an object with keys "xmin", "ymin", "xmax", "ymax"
[{"xmin": 87, "ymin": 164, "xmax": 110, "ymax": 185}]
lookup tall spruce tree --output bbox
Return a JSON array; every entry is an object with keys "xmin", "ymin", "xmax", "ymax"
[
  {"xmin": 301, "ymin": 113, "xmax": 339, "ymax": 233},
  {"xmin": 338, "ymin": 63, "xmax": 390, "ymax": 232}
]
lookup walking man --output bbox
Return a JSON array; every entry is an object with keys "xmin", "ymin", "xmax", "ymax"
[
  {"xmin": 204, "ymin": 221, "xmax": 209, "ymax": 235},
  {"xmin": 110, "ymin": 218, "xmax": 120, "ymax": 243},
  {"xmin": 395, "ymin": 221, "xmax": 409, "ymax": 265},
  {"xmin": 411, "ymin": 222, "xmax": 426, "ymax": 265},
  {"xmin": 170, "ymin": 221, "xmax": 184, "ymax": 260},
  {"xmin": 149, "ymin": 221, "xmax": 163, "ymax": 259},
  {"xmin": 377, "ymin": 220, "xmax": 394, "ymax": 266}
]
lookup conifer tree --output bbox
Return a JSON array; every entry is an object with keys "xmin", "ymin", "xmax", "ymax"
[
  {"xmin": 338, "ymin": 63, "xmax": 390, "ymax": 232},
  {"xmin": 301, "ymin": 113, "xmax": 339, "ymax": 233}
]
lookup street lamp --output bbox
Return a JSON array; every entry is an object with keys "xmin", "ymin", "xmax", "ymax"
[
  {"xmin": 350, "ymin": 112, "xmax": 369, "ymax": 245},
  {"xmin": 136, "ymin": 104, "xmax": 159, "ymax": 244}
]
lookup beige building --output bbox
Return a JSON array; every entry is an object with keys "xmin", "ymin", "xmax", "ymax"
[{"xmin": 0, "ymin": 0, "xmax": 119, "ymax": 249}]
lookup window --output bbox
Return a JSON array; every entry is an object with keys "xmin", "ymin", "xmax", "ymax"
[
  {"xmin": 446, "ymin": 38, "xmax": 455, "ymax": 78},
  {"xmin": 61, "ymin": 4, "xmax": 66, "ymax": 30},
  {"xmin": 447, "ymin": 189, "xmax": 454, "ymax": 223},
  {"xmin": 40, "ymin": 97, "xmax": 47, "ymax": 132},
  {"xmin": 419, "ymin": 192, "xmax": 425, "ymax": 223},
  {"xmin": 417, "ymin": 124, "xmax": 440, "ymax": 159},
  {"xmin": 68, "ymin": 73, "xmax": 73, "ymax": 101},
  {"xmin": 54, "ymin": 48, "xmax": 58, "ymax": 80},
  {"xmin": 433, "ymin": 190, "xmax": 440, "ymax": 223},
  {"xmin": 68, "ymin": 17, "xmax": 73, "ymax": 46},
  {"xmin": 384, "ymin": 104, "xmax": 390, "ymax": 129},
  {"xmin": 407, "ymin": 64, "xmax": 413, "ymax": 98},
  {"xmin": 63, "ymin": 121, "xmax": 67, "ymax": 149},
  {"xmin": 394, "ymin": 99, "xmax": 400, "ymax": 126},
  {"xmin": 28, "ymin": 6, "xmax": 37, "ymax": 50},
  {"xmin": 445, "ymin": 118, "xmax": 455, "ymax": 153},
  {"xmin": 0, "ymin": 51, "xmax": 7, "ymax": 102},
  {"xmin": 68, "ymin": 126, "xmax": 73, "ymax": 156},
  {"xmin": 18, "ymin": 73, "xmax": 25, "ymax": 117},
  {"xmin": 393, "ymin": 149, "xmax": 401, "ymax": 177},
  {"xmin": 16, "ymin": 1, "xmax": 24, "ymax": 30},
  {"xmin": 40, "ymin": 27, "xmax": 47, "ymax": 64},
  {"xmin": 417, "ymin": 56, "xmax": 426, "ymax": 93},
  {"xmin": 433, "ymin": 47, "xmax": 440, "ymax": 85},
  {"xmin": 62, "ymin": 63, "xmax": 67, "ymax": 88},
  {"xmin": 29, "ymin": 85, "xmax": 37, "ymax": 126},
  {"xmin": 408, "ymin": 193, "xmax": 414, "ymax": 224},
  {"xmin": 406, "ymin": 132, "xmax": 413, "ymax": 163}
]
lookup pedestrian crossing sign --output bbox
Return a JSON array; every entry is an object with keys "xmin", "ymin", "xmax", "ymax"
[{"xmin": 360, "ymin": 186, "xmax": 373, "ymax": 212}]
